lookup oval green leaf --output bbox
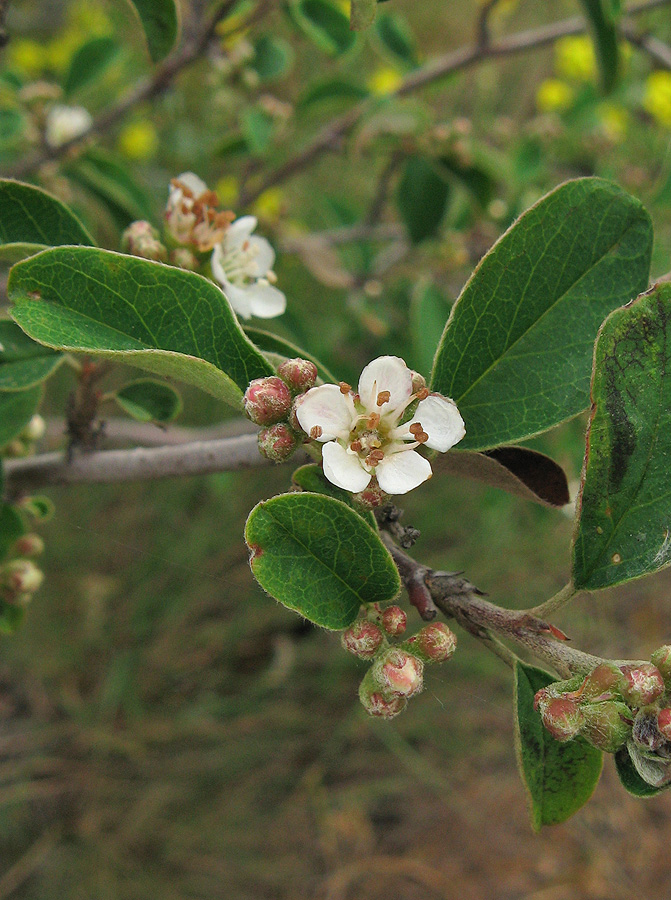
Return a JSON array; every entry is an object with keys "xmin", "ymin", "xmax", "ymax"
[
  {"xmin": 0, "ymin": 387, "xmax": 42, "ymax": 448},
  {"xmin": 7, "ymin": 247, "xmax": 274, "ymax": 408},
  {"xmin": 573, "ymin": 285, "xmax": 671, "ymax": 590},
  {"xmin": 514, "ymin": 662, "xmax": 603, "ymax": 830},
  {"xmin": 290, "ymin": 0, "xmax": 356, "ymax": 56},
  {"xmin": 292, "ymin": 464, "xmax": 377, "ymax": 529},
  {"xmin": 244, "ymin": 326, "xmax": 338, "ymax": 384},
  {"xmin": 397, "ymin": 156, "xmax": 450, "ymax": 244},
  {"xmin": 127, "ymin": 0, "xmax": 179, "ymax": 63},
  {"xmin": 0, "ymin": 179, "xmax": 93, "ymax": 252},
  {"xmin": 64, "ymin": 36, "xmax": 120, "ymax": 96},
  {"xmin": 615, "ymin": 744, "xmax": 670, "ymax": 797},
  {"xmin": 65, "ymin": 147, "xmax": 152, "ymax": 228},
  {"xmin": 374, "ymin": 12, "xmax": 418, "ymax": 68},
  {"xmin": 431, "ymin": 178, "xmax": 652, "ymax": 450},
  {"xmin": 0, "ymin": 320, "xmax": 63, "ymax": 391},
  {"xmin": 245, "ymin": 492, "xmax": 400, "ymax": 629},
  {"xmin": 114, "ymin": 378, "xmax": 182, "ymax": 423}
]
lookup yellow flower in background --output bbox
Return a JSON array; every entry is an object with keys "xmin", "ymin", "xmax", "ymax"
[
  {"xmin": 536, "ymin": 79, "xmax": 574, "ymax": 113},
  {"xmin": 7, "ymin": 39, "xmax": 45, "ymax": 77},
  {"xmin": 253, "ymin": 188, "xmax": 284, "ymax": 223},
  {"xmin": 367, "ymin": 67, "xmax": 403, "ymax": 96},
  {"xmin": 68, "ymin": 0, "xmax": 110, "ymax": 33},
  {"xmin": 597, "ymin": 102, "xmax": 629, "ymax": 143},
  {"xmin": 555, "ymin": 35, "xmax": 596, "ymax": 82},
  {"xmin": 118, "ymin": 121, "xmax": 159, "ymax": 160},
  {"xmin": 335, "ymin": 0, "xmax": 351, "ymax": 15},
  {"xmin": 216, "ymin": 175, "xmax": 240, "ymax": 207},
  {"xmin": 644, "ymin": 71, "xmax": 671, "ymax": 128}
]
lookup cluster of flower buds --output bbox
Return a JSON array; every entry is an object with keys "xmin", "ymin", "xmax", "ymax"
[
  {"xmin": 341, "ymin": 603, "xmax": 457, "ymax": 719},
  {"xmin": 243, "ymin": 358, "xmax": 319, "ymax": 463},
  {"xmin": 534, "ymin": 652, "xmax": 671, "ymax": 759},
  {"xmin": 0, "ymin": 533, "xmax": 45, "ymax": 608},
  {"xmin": 121, "ymin": 221, "xmax": 168, "ymax": 263},
  {"xmin": 3, "ymin": 415, "xmax": 46, "ymax": 458}
]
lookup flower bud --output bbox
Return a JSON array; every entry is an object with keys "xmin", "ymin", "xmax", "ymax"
[
  {"xmin": 410, "ymin": 371, "xmax": 427, "ymax": 393},
  {"xmin": 352, "ymin": 481, "xmax": 388, "ymax": 509},
  {"xmin": 381, "ymin": 605, "xmax": 407, "ymax": 636},
  {"xmin": 341, "ymin": 620, "xmax": 384, "ymax": 659},
  {"xmin": 409, "ymin": 622, "xmax": 457, "ymax": 663},
  {"xmin": 257, "ymin": 423, "xmax": 299, "ymax": 462},
  {"xmin": 169, "ymin": 247, "xmax": 200, "ymax": 270},
  {"xmin": 244, "ymin": 376, "xmax": 293, "ymax": 426},
  {"xmin": 581, "ymin": 662, "xmax": 625, "ymax": 702},
  {"xmin": 358, "ymin": 670, "xmax": 407, "ymax": 718},
  {"xmin": 651, "ymin": 645, "xmax": 671, "ymax": 684},
  {"xmin": 11, "ymin": 533, "xmax": 44, "ymax": 558},
  {"xmin": 21, "ymin": 415, "xmax": 46, "ymax": 443},
  {"xmin": 632, "ymin": 706, "xmax": 666, "ymax": 752},
  {"xmin": 657, "ymin": 707, "xmax": 671, "ymax": 740},
  {"xmin": 3, "ymin": 439, "xmax": 29, "ymax": 458},
  {"xmin": 0, "ymin": 559, "xmax": 44, "ymax": 601},
  {"xmin": 581, "ymin": 701, "xmax": 631, "ymax": 752},
  {"xmin": 620, "ymin": 663, "xmax": 665, "ymax": 707},
  {"xmin": 373, "ymin": 648, "xmax": 424, "ymax": 698},
  {"xmin": 120, "ymin": 220, "xmax": 168, "ymax": 262},
  {"xmin": 539, "ymin": 697, "xmax": 584, "ymax": 742},
  {"xmin": 277, "ymin": 358, "xmax": 318, "ymax": 393}
]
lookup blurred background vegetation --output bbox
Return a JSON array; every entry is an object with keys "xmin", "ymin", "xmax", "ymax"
[{"xmin": 3, "ymin": 0, "xmax": 671, "ymax": 896}]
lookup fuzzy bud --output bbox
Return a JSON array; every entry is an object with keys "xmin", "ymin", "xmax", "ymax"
[
  {"xmin": 539, "ymin": 697, "xmax": 584, "ymax": 742},
  {"xmin": 121, "ymin": 220, "xmax": 168, "ymax": 262},
  {"xmin": 581, "ymin": 701, "xmax": 631, "ymax": 752},
  {"xmin": 169, "ymin": 247, "xmax": 200, "ymax": 270},
  {"xmin": 381, "ymin": 605, "xmax": 407, "ymax": 637},
  {"xmin": 620, "ymin": 663, "xmax": 665, "ymax": 708},
  {"xmin": 581, "ymin": 663, "xmax": 625, "ymax": 702},
  {"xmin": 257, "ymin": 423, "xmax": 299, "ymax": 462},
  {"xmin": 410, "ymin": 622, "xmax": 457, "ymax": 663},
  {"xmin": 11, "ymin": 534, "xmax": 45, "ymax": 558},
  {"xmin": 358, "ymin": 671, "xmax": 407, "ymax": 719},
  {"xmin": 0, "ymin": 559, "xmax": 44, "ymax": 600},
  {"xmin": 657, "ymin": 707, "xmax": 671, "ymax": 740},
  {"xmin": 410, "ymin": 371, "xmax": 427, "ymax": 393},
  {"xmin": 341, "ymin": 620, "xmax": 384, "ymax": 659},
  {"xmin": 632, "ymin": 706, "xmax": 666, "ymax": 752},
  {"xmin": 277, "ymin": 358, "xmax": 318, "ymax": 393},
  {"xmin": 244, "ymin": 376, "xmax": 293, "ymax": 426},
  {"xmin": 21, "ymin": 415, "xmax": 46, "ymax": 443},
  {"xmin": 373, "ymin": 648, "xmax": 424, "ymax": 698},
  {"xmin": 651, "ymin": 645, "xmax": 671, "ymax": 684},
  {"xmin": 352, "ymin": 481, "xmax": 388, "ymax": 509}
]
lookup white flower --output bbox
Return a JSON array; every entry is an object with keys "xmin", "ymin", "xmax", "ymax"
[
  {"xmin": 165, "ymin": 172, "xmax": 232, "ymax": 252},
  {"xmin": 211, "ymin": 215, "xmax": 286, "ymax": 319},
  {"xmin": 44, "ymin": 104, "xmax": 92, "ymax": 149},
  {"xmin": 296, "ymin": 356, "xmax": 465, "ymax": 495}
]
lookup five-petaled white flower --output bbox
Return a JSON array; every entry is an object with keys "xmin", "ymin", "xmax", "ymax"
[
  {"xmin": 165, "ymin": 172, "xmax": 232, "ymax": 252},
  {"xmin": 44, "ymin": 104, "xmax": 93, "ymax": 149},
  {"xmin": 296, "ymin": 356, "xmax": 465, "ymax": 495},
  {"xmin": 211, "ymin": 215, "xmax": 286, "ymax": 320}
]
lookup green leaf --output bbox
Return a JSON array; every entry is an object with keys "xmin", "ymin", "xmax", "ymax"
[
  {"xmin": 350, "ymin": 0, "xmax": 377, "ymax": 31},
  {"xmin": 0, "ymin": 387, "xmax": 42, "ymax": 448},
  {"xmin": 573, "ymin": 285, "xmax": 671, "ymax": 590},
  {"xmin": 431, "ymin": 178, "xmax": 652, "ymax": 450},
  {"xmin": 578, "ymin": 0, "xmax": 619, "ymax": 91},
  {"xmin": 65, "ymin": 147, "xmax": 152, "ymax": 228},
  {"xmin": 20, "ymin": 496, "xmax": 54, "ymax": 521},
  {"xmin": 298, "ymin": 79, "xmax": 368, "ymax": 110},
  {"xmin": 127, "ymin": 0, "xmax": 179, "ymax": 63},
  {"xmin": 0, "ymin": 180, "xmax": 93, "ymax": 253},
  {"xmin": 0, "ymin": 108, "xmax": 26, "ymax": 145},
  {"xmin": 0, "ymin": 320, "xmax": 63, "ymax": 391},
  {"xmin": 410, "ymin": 279, "xmax": 450, "ymax": 376},
  {"xmin": 397, "ymin": 156, "xmax": 450, "ymax": 244},
  {"xmin": 114, "ymin": 378, "xmax": 182, "ymax": 423},
  {"xmin": 0, "ymin": 601, "xmax": 25, "ymax": 636},
  {"xmin": 8, "ymin": 247, "xmax": 274, "ymax": 407},
  {"xmin": 292, "ymin": 464, "xmax": 377, "ymax": 529},
  {"xmin": 251, "ymin": 34, "xmax": 294, "ymax": 82},
  {"xmin": 244, "ymin": 326, "xmax": 338, "ymax": 384},
  {"xmin": 240, "ymin": 107, "xmax": 274, "ymax": 157},
  {"xmin": 245, "ymin": 492, "xmax": 400, "ymax": 629},
  {"xmin": 514, "ymin": 663, "xmax": 603, "ymax": 830},
  {"xmin": 290, "ymin": 0, "xmax": 356, "ymax": 56},
  {"xmin": 63, "ymin": 36, "xmax": 120, "ymax": 96},
  {"xmin": 438, "ymin": 151, "xmax": 498, "ymax": 209},
  {"xmin": 374, "ymin": 12, "xmax": 418, "ymax": 68},
  {"xmin": 615, "ymin": 744, "xmax": 671, "ymax": 796},
  {"xmin": 0, "ymin": 503, "xmax": 26, "ymax": 561}
]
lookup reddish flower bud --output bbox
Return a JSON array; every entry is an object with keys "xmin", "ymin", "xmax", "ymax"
[
  {"xmin": 352, "ymin": 480, "xmax": 388, "ymax": 509},
  {"xmin": 581, "ymin": 663, "xmax": 625, "ymax": 702},
  {"xmin": 244, "ymin": 376, "xmax": 293, "ymax": 426},
  {"xmin": 411, "ymin": 622, "xmax": 457, "ymax": 663},
  {"xmin": 620, "ymin": 663, "xmax": 665, "ymax": 708},
  {"xmin": 0, "ymin": 559, "xmax": 44, "ymax": 601},
  {"xmin": 169, "ymin": 247, "xmax": 199, "ymax": 270},
  {"xmin": 651, "ymin": 645, "xmax": 671, "ymax": 684},
  {"xmin": 358, "ymin": 670, "xmax": 407, "ymax": 718},
  {"xmin": 341, "ymin": 620, "xmax": 384, "ymax": 659},
  {"xmin": 581, "ymin": 701, "xmax": 631, "ymax": 752},
  {"xmin": 277, "ymin": 358, "xmax": 318, "ymax": 393},
  {"xmin": 657, "ymin": 707, "xmax": 671, "ymax": 740},
  {"xmin": 121, "ymin": 220, "xmax": 168, "ymax": 262},
  {"xmin": 534, "ymin": 687, "xmax": 551, "ymax": 713},
  {"xmin": 633, "ymin": 706, "xmax": 666, "ymax": 752},
  {"xmin": 381, "ymin": 606, "xmax": 407, "ymax": 636},
  {"xmin": 11, "ymin": 533, "xmax": 44, "ymax": 558},
  {"xmin": 540, "ymin": 697, "xmax": 584, "ymax": 742},
  {"xmin": 257, "ymin": 424, "xmax": 299, "ymax": 462},
  {"xmin": 373, "ymin": 648, "xmax": 424, "ymax": 698}
]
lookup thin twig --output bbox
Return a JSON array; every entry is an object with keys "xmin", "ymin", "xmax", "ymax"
[
  {"xmin": 239, "ymin": 0, "xmax": 671, "ymax": 206},
  {"xmin": 621, "ymin": 21, "xmax": 671, "ymax": 68}
]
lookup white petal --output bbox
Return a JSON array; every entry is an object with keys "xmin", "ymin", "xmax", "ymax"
[
  {"xmin": 222, "ymin": 282, "xmax": 253, "ymax": 319},
  {"xmin": 322, "ymin": 441, "xmax": 371, "ymax": 492},
  {"xmin": 295, "ymin": 385, "xmax": 354, "ymax": 441},
  {"xmin": 248, "ymin": 282, "xmax": 286, "ymax": 318},
  {"xmin": 358, "ymin": 356, "xmax": 413, "ymax": 415},
  {"xmin": 211, "ymin": 244, "xmax": 227, "ymax": 286},
  {"xmin": 375, "ymin": 449, "xmax": 432, "ymax": 495},
  {"xmin": 177, "ymin": 172, "xmax": 208, "ymax": 196},
  {"xmin": 247, "ymin": 235, "xmax": 275, "ymax": 276},
  {"xmin": 227, "ymin": 216, "xmax": 258, "ymax": 246},
  {"xmin": 408, "ymin": 394, "xmax": 466, "ymax": 452}
]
